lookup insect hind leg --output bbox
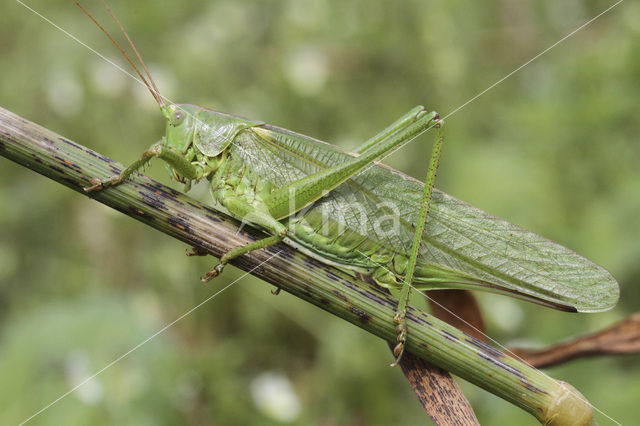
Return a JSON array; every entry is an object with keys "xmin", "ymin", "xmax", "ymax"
[
  {"xmin": 353, "ymin": 105, "xmax": 427, "ymax": 154},
  {"xmin": 391, "ymin": 120, "xmax": 444, "ymax": 367}
]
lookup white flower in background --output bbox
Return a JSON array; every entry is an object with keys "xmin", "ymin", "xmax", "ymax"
[
  {"xmin": 283, "ymin": 46, "xmax": 329, "ymax": 97},
  {"xmin": 65, "ymin": 351, "xmax": 103, "ymax": 405},
  {"xmin": 250, "ymin": 372, "xmax": 301, "ymax": 423},
  {"xmin": 45, "ymin": 69, "xmax": 84, "ymax": 117},
  {"xmin": 483, "ymin": 296, "xmax": 524, "ymax": 333},
  {"xmin": 90, "ymin": 58, "xmax": 128, "ymax": 98},
  {"xmin": 132, "ymin": 65, "xmax": 176, "ymax": 111}
]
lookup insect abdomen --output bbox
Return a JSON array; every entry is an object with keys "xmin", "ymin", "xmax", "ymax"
[{"xmin": 285, "ymin": 209, "xmax": 396, "ymax": 270}]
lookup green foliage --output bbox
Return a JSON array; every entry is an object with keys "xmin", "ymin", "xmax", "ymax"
[{"xmin": 1, "ymin": 0, "xmax": 638, "ymax": 424}]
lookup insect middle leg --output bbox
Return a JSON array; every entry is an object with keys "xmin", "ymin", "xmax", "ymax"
[{"xmin": 200, "ymin": 195, "xmax": 288, "ymax": 282}]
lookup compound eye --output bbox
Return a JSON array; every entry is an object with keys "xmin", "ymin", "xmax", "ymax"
[{"xmin": 172, "ymin": 109, "xmax": 185, "ymax": 125}]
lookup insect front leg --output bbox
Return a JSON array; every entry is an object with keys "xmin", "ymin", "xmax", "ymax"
[
  {"xmin": 390, "ymin": 120, "xmax": 444, "ymax": 367},
  {"xmin": 84, "ymin": 142, "xmax": 202, "ymax": 192}
]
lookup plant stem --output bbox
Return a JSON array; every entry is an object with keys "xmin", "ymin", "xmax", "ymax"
[{"xmin": 0, "ymin": 106, "xmax": 594, "ymax": 425}]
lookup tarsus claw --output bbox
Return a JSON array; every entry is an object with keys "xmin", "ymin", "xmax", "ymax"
[
  {"xmin": 83, "ymin": 178, "xmax": 104, "ymax": 193},
  {"xmin": 201, "ymin": 263, "xmax": 225, "ymax": 283},
  {"xmin": 186, "ymin": 246, "xmax": 209, "ymax": 257},
  {"xmin": 390, "ymin": 312, "xmax": 407, "ymax": 367}
]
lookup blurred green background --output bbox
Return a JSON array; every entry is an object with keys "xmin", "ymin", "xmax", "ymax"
[{"xmin": 1, "ymin": 0, "xmax": 639, "ymax": 424}]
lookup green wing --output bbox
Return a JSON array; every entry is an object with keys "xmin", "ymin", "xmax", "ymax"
[{"xmin": 231, "ymin": 123, "xmax": 619, "ymax": 313}]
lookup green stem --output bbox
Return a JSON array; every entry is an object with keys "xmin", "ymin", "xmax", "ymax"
[{"xmin": 0, "ymin": 106, "xmax": 593, "ymax": 425}]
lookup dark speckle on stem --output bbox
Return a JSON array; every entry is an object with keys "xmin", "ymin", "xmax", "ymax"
[
  {"xmin": 85, "ymin": 149, "xmax": 99, "ymax": 159},
  {"xmin": 205, "ymin": 214, "xmax": 222, "ymax": 223},
  {"xmin": 465, "ymin": 338, "xmax": 505, "ymax": 360},
  {"xmin": 325, "ymin": 270, "xmax": 341, "ymax": 282},
  {"xmin": 332, "ymin": 289, "xmax": 350, "ymax": 303},
  {"xmin": 58, "ymin": 136, "xmax": 83, "ymax": 150},
  {"xmin": 0, "ymin": 129, "xmax": 12, "ymax": 144},
  {"xmin": 277, "ymin": 249, "xmax": 294, "ymax": 260},
  {"xmin": 298, "ymin": 284, "xmax": 314, "ymax": 299},
  {"xmin": 340, "ymin": 278, "xmax": 360, "ymax": 291},
  {"xmin": 128, "ymin": 206, "xmax": 155, "ymax": 221},
  {"xmin": 141, "ymin": 192, "xmax": 168, "ymax": 211},
  {"xmin": 50, "ymin": 165, "xmax": 65, "ymax": 175},
  {"xmin": 42, "ymin": 136, "xmax": 56, "ymax": 150},
  {"xmin": 202, "ymin": 205, "xmax": 221, "ymax": 216},
  {"xmin": 56, "ymin": 156, "xmax": 81, "ymax": 172},
  {"xmin": 318, "ymin": 297, "xmax": 331, "ymax": 306},
  {"xmin": 406, "ymin": 311, "xmax": 432, "ymax": 327},
  {"xmin": 477, "ymin": 352, "xmax": 523, "ymax": 378},
  {"xmin": 167, "ymin": 216, "xmax": 191, "ymax": 233},
  {"xmin": 84, "ymin": 149, "xmax": 112, "ymax": 163},
  {"xmin": 140, "ymin": 182, "xmax": 186, "ymax": 205},
  {"xmin": 521, "ymin": 381, "xmax": 548, "ymax": 395},
  {"xmin": 349, "ymin": 305, "xmax": 373, "ymax": 323},
  {"xmin": 441, "ymin": 330, "xmax": 459, "ymax": 342},
  {"xmin": 60, "ymin": 177, "xmax": 79, "ymax": 188},
  {"xmin": 305, "ymin": 258, "xmax": 317, "ymax": 270},
  {"xmin": 362, "ymin": 290, "xmax": 395, "ymax": 308}
]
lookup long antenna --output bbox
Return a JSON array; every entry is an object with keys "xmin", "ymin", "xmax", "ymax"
[
  {"xmin": 99, "ymin": 0, "xmax": 163, "ymax": 106},
  {"xmin": 73, "ymin": 1, "xmax": 164, "ymax": 107}
]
